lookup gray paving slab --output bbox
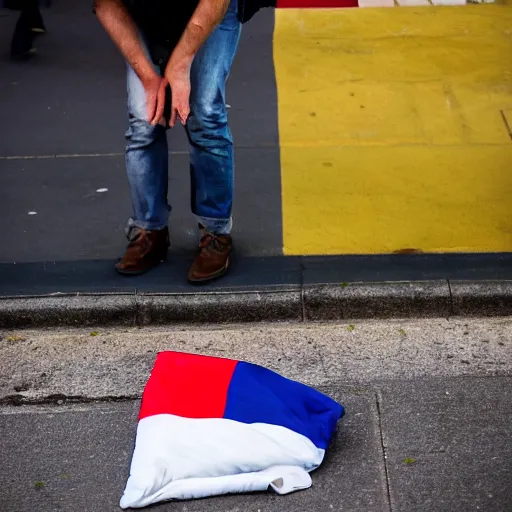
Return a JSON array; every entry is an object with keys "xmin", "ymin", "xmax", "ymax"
[
  {"xmin": 0, "ymin": 389, "xmax": 389, "ymax": 512},
  {"xmin": 379, "ymin": 377, "xmax": 512, "ymax": 512},
  {"xmin": 0, "ymin": 149, "xmax": 282, "ymax": 262},
  {"xmin": 0, "ymin": 3, "xmax": 277, "ymax": 157}
]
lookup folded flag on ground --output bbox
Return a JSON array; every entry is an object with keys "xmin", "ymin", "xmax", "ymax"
[{"xmin": 120, "ymin": 351, "xmax": 344, "ymax": 509}]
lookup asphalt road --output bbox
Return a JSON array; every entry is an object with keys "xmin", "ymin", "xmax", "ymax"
[
  {"xmin": 1, "ymin": 3, "xmax": 511, "ymax": 297},
  {"xmin": 0, "ymin": 2, "xmax": 282, "ymax": 264}
]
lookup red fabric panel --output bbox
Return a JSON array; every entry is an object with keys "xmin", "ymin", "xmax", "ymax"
[{"xmin": 139, "ymin": 351, "xmax": 238, "ymax": 420}]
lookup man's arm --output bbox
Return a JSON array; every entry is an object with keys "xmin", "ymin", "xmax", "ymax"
[
  {"xmin": 170, "ymin": 0, "xmax": 231, "ymax": 71},
  {"xmin": 165, "ymin": 0, "xmax": 231, "ymax": 127},
  {"xmin": 94, "ymin": 0, "xmax": 167, "ymax": 125}
]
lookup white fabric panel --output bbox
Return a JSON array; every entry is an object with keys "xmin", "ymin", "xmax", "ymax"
[{"xmin": 120, "ymin": 414, "xmax": 325, "ymax": 509}]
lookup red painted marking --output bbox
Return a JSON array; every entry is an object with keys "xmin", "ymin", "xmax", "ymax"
[
  {"xmin": 277, "ymin": 0, "xmax": 359, "ymax": 7},
  {"xmin": 139, "ymin": 351, "xmax": 238, "ymax": 420}
]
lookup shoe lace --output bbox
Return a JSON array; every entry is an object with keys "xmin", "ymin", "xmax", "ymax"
[
  {"xmin": 126, "ymin": 225, "xmax": 142, "ymax": 242},
  {"xmin": 127, "ymin": 227, "xmax": 151, "ymax": 252},
  {"xmin": 199, "ymin": 233, "xmax": 225, "ymax": 253}
]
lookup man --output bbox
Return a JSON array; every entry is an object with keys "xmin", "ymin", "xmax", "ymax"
[{"xmin": 94, "ymin": 0, "xmax": 267, "ymax": 283}]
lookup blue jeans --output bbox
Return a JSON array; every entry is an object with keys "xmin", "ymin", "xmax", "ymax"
[{"xmin": 125, "ymin": 0, "xmax": 241, "ymax": 235}]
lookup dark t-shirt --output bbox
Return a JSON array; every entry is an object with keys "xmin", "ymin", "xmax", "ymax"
[
  {"xmin": 94, "ymin": 0, "xmax": 271, "ymax": 66},
  {"xmin": 123, "ymin": 0, "xmax": 274, "ymax": 41},
  {"xmin": 123, "ymin": 0, "xmax": 200, "ymax": 49}
]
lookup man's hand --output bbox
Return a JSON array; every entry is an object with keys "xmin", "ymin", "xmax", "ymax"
[
  {"xmin": 164, "ymin": 61, "xmax": 191, "ymax": 127},
  {"xmin": 142, "ymin": 72, "xmax": 169, "ymax": 126},
  {"xmin": 95, "ymin": 0, "xmax": 165, "ymax": 125}
]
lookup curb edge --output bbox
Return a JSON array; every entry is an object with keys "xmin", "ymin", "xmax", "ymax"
[{"xmin": 0, "ymin": 281, "xmax": 510, "ymax": 328}]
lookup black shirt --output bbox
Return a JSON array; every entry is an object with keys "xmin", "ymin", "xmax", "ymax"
[
  {"xmin": 95, "ymin": 0, "xmax": 272, "ymax": 65},
  {"xmin": 123, "ymin": 0, "xmax": 200, "ymax": 49},
  {"xmin": 123, "ymin": 0, "xmax": 274, "ymax": 43}
]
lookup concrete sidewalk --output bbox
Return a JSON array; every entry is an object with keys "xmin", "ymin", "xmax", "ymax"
[
  {"xmin": 3, "ymin": 378, "xmax": 511, "ymax": 512},
  {"xmin": 1, "ymin": 318, "xmax": 511, "ymax": 511}
]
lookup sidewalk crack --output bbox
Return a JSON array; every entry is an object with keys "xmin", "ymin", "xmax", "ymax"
[{"xmin": 375, "ymin": 391, "xmax": 393, "ymax": 512}]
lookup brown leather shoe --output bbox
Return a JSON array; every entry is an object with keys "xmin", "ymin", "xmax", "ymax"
[
  {"xmin": 115, "ymin": 227, "xmax": 170, "ymax": 276},
  {"xmin": 188, "ymin": 233, "xmax": 232, "ymax": 283}
]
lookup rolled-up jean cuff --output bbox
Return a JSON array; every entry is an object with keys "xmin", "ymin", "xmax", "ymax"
[
  {"xmin": 197, "ymin": 215, "xmax": 232, "ymax": 235},
  {"xmin": 126, "ymin": 217, "xmax": 168, "ymax": 233}
]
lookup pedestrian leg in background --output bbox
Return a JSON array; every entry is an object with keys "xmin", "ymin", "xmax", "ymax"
[
  {"xmin": 186, "ymin": 0, "xmax": 241, "ymax": 284},
  {"xmin": 10, "ymin": 0, "xmax": 46, "ymax": 60}
]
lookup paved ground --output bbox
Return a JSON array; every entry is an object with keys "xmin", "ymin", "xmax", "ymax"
[
  {"xmin": 0, "ymin": 1, "xmax": 511, "ymax": 297},
  {"xmin": 0, "ymin": 318, "xmax": 511, "ymax": 511}
]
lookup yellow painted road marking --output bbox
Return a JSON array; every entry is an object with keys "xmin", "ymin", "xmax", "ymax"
[
  {"xmin": 274, "ymin": 6, "xmax": 512, "ymax": 255},
  {"xmin": 281, "ymin": 145, "xmax": 512, "ymax": 254}
]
